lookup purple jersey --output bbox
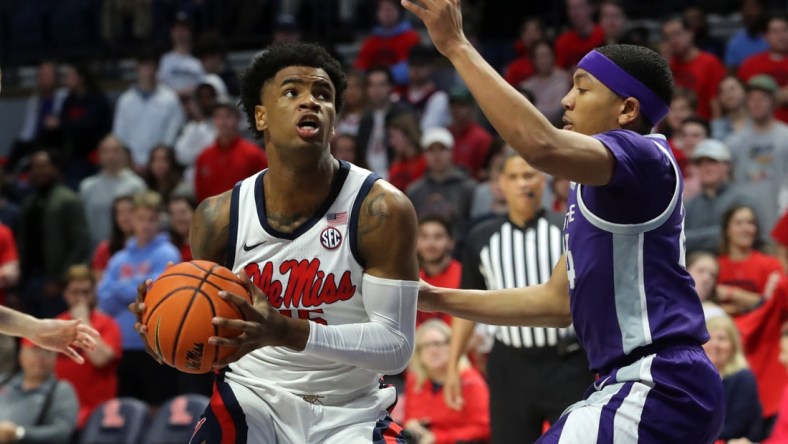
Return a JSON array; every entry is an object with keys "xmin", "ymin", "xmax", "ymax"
[{"xmin": 563, "ymin": 130, "xmax": 708, "ymax": 372}]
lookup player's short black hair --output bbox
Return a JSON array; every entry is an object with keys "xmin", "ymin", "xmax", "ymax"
[
  {"xmin": 595, "ymin": 44, "xmax": 675, "ymax": 127},
  {"xmin": 240, "ymin": 42, "xmax": 347, "ymax": 139}
]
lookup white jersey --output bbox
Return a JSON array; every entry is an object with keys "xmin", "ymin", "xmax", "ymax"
[{"xmin": 225, "ymin": 160, "xmax": 380, "ymax": 397}]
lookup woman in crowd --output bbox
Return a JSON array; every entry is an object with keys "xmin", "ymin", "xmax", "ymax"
[
  {"xmin": 91, "ymin": 195, "xmax": 135, "ymax": 281},
  {"xmin": 718, "ymin": 205, "xmax": 787, "ymax": 430},
  {"xmin": 687, "ymin": 252, "xmax": 724, "ymax": 318},
  {"xmin": 144, "ymin": 145, "xmax": 189, "ymax": 204},
  {"xmin": 404, "ymin": 319, "xmax": 490, "ymax": 444},
  {"xmin": 335, "ymin": 70, "xmax": 367, "ymax": 137},
  {"xmin": 717, "ymin": 205, "xmax": 783, "ymax": 314},
  {"xmin": 518, "ymin": 40, "xmax": 570, "ymax": 127},
  {"xmin": 386, "ymin": 113, "xmax": 425, "ymax": 192},
  {"xmin": 704, "ymin": 314, "xmax": 762, "ymax": 442},
  {"xmin": 167, "ymin": 194, "xmax": 196, "ymax": 262}
]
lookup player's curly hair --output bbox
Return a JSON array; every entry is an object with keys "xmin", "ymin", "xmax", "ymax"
[
  {"xmin": 595, "ymin": 44, "xmax": 674, "ymax": 129},
  {"xmin": 240, "ymin": 42, "xmax": 347, "ymax": 139}
]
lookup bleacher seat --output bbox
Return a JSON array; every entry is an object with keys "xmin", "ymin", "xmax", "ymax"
[
  {"xmin": 144, "ymin": 394, "xmax": 210, "ymax": 444},
  {"xmin": 79, "ymin": 397, "xmax": 149, "ymax": 444}
]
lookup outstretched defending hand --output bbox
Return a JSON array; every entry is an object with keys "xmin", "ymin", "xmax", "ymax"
[
  {"xmin": 28, "ymin": 318, "xmax": 99, "ymax": 364},
  {"xmin": 401, "ymin": 0, "xmax": 468, "ymax": 58},
  {"xmin": 209, "ymin": 269, "xmax": 289, "ymax": 368}
]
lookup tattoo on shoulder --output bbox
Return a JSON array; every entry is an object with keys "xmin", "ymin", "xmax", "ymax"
[
  {"xmin": 191, "ymin": 193, "xmax": 230, "ymax": 262},
  {"xmin": 359, "ymin": 190, "xmax": 389, "ymax": 236}
]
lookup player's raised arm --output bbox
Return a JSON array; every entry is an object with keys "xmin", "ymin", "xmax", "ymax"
[
  {"xmin": 420, "ymin": 254, "xmax": 571, "ymax": 328},
  {"xmin": 402, "ymin": 0, "xmax": 620, "ymax": 185}
]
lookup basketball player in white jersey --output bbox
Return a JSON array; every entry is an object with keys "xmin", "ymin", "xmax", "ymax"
[{"xmin": 133, "ymin": 42, "xmax": 419, "ymax": 443}]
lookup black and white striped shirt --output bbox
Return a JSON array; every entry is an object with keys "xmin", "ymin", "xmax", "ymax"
[{"xmin": 461, "ymin": 210, "xmax": 568, "ymax": 348}]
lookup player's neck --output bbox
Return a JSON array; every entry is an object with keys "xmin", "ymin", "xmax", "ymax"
[{"xmin": 264, "ymin": 154, "xmax": 339, "ymax": 214}]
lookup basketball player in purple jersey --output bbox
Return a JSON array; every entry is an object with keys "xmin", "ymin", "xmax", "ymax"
[{"xmin": 405, "ymin": 1, "xmax": 725, "ymax": 442}]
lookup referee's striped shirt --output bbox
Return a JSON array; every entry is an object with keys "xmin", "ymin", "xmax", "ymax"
[{"xmin": 461, "ymin": 209, "xmax": 568, "ymax": 348}]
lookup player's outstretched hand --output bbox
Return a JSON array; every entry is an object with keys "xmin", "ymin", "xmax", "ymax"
[
  {"xmin": 209, "ymin": 269, "xmax": 284, "ymax": 368},
  {"xmin": 130, "ymin": 278, "xmax": 164, "ymax": 364},
  {"xmin": 418, "ymin": 279, "xmax": 440, "ymax": 312},
  {"xmin": 28, "ymin": 318, "xmax": 99, "ymax": 364},
  {"xmin": 442, "ymin": 366, "xmax": 464, "ymax": 410},
  {"xmin": 401, "ymin": 0, "xmax": 468, "ymax": 58}
]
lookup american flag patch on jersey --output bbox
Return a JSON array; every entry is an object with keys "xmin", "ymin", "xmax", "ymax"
[{"xmin": 326, "ymin": 211, "xmax": 348, "ymax": 226}]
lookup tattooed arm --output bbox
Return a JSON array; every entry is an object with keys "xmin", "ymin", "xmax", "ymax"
[
  {"xmin": 190, "ymin": 191, "xmax": 232, "ymax": 263},
  {"xmin": 357, "ymin": 181, "xmax": 419, "ymax": 281}
]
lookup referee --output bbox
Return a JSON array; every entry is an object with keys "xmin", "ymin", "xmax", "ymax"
[{"xmin": 444, "ymin": 151, "xmax": 593, "ymax": 443}]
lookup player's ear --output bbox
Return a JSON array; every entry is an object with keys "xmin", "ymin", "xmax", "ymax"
[
  {"xmin": 618, "ymin": 97, "xmax": 640, "ymax": 127},
  {"xmin": 255, "ymin": 105, "xmax": 267, "ymax": 132}
]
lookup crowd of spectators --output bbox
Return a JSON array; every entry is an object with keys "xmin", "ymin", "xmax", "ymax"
[{"xmin": 1, "ymin": 0, "xmax": 788, "ymax": 442}]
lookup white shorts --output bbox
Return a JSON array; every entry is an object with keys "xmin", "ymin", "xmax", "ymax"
[{"xmin": 189, "ymin": 370, "xmax": 405, "ymax": 444}]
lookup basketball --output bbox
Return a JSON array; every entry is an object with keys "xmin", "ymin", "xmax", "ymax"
[{"xmin": 142, "ymin": 260, "xmax": 253, "ymax": 374}]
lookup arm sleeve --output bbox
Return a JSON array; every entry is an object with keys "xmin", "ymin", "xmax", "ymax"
[
  {"xmin": 303, "ymin": 274, "xmax": 418, "ymax": 374},
  {"xmin": 22, "ymin": 382, "xmax": 78, "ymax": 444}
]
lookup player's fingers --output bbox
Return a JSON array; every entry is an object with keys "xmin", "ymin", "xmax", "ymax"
[
  {"xmin": 237, "ymin": 270, "xmax": 266, "ymax": 304},
  {"xmin": 74, "ymin": 332, "xmax": 97, "ymax": 350},
  {"xmin": 208, "ymin": 335, "xmax": 243, "ymax": 348},
  {"xmin": 165, "ymin": 261, "xmax": 175, "ymax": 269},
  {"xmin": 218, "ymin": 291, "xmax": 258, "ymax": 318},
  {"xmin": 211, "ymin": 317, "xmax": 257, "ymax": 333},
  {"xmin": 76, "ymin": 324, "xmax": 100, "ymax": 339},
  {"xmin": 64, "ymin": 346, "xmax": 86, "ymax": 364},
  {"xmin": 401, "ymin": 0, "xmax": 428, "ymax": 18}
]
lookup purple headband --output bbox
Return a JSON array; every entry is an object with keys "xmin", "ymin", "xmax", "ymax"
[{"xmin": 577, "ymin": 50, "xmax": 669, "ymax": 125}]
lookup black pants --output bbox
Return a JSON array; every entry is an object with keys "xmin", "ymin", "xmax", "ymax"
[
  {"xmin": 118, "ymin": 350, "xmax": 179, "ymax": 406},
  {"xmin": 487, "ymin": 340, "xmax": 594, "ymax": 444}
]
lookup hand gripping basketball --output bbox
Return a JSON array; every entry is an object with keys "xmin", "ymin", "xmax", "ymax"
[
  {"xmin": 208, "ymin": 269, "xmax": 287, "ymax": 368},
  {"xmin": 130, "ymin": 272, "xmax": 167, "ymax": 365}
]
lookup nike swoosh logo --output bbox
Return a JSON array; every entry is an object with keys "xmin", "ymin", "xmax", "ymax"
[{"xmin": 243, "ymin": 240, "xmax": 267, "ymax": 251}]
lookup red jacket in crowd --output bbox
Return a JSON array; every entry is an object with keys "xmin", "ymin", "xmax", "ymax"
[
  {"xmin": 418, "ymin": 260, "xmax": 461, "ymax": 328},
  {"xmin": 670, "ymin": 51, "xmax": 727, "ymax": 120},
  {"xmin": 553, "ymin": 25, "xmax": 605, "ymax": 69},
  {"xmin": 404, "ymin": 367, "xmax": 491, "ymax": 444},
  {"xmin": 55, "ymin": 310, "xmax": 123, "ymax": 429},
  {"xmin": 194, "ymin": 136, "xmax": 268, "ymax": 203},
  {"xmin": 449, "ymin": 121, "xmax": 493, "ymax": 180}
]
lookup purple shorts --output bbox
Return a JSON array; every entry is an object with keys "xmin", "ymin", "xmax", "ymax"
[{"xmin": 536, "ymin": 345, "xmax": 724, "ymax": 443}]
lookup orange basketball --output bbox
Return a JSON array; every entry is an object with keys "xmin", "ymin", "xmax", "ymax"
[{"xmin": 142, "ymin": 260, "xmax": 252, "ymax": 374}]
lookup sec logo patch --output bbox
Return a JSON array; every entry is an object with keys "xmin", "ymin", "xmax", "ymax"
[{"xmin": 321, "ymin": 227, "xmax": 343, "ymax": 250}]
